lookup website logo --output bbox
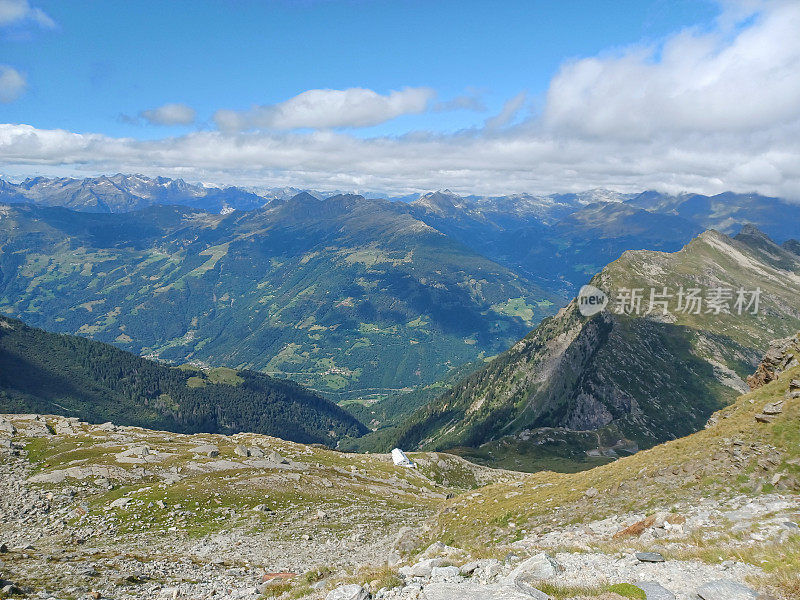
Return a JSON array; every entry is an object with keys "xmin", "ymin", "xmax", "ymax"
[{"xmin": 578, "ymin": 285, "xmax": 608, "ymax": 316}]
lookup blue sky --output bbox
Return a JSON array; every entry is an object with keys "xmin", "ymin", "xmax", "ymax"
[
  {"xmin": 2, "ymin": 0, "xmax": 719, "ymax": 138},
  {"xmin": 1, "ymin": 0, "xmax": 799, "ymax": 199}
]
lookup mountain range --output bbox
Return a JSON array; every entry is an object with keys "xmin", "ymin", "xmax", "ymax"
[
  {"xmin": 355, "ymin": 226, "xmax": 800, "ymax": 471},
  {"xmin": 0, "ymin": 196, "xmax": 557, "ymax": 399},
  {"xmin": 1, "ymin": 174, "xmax": 799, "ymax": 407},
  {"xmin": 0, "ymin": 174, "xmax": 267, "ymax": 213}
]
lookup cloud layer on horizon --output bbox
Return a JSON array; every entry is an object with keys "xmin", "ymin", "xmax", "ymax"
[{"xmin": 2, "ymin": 1, "xmax": 800, "ymax": 199}]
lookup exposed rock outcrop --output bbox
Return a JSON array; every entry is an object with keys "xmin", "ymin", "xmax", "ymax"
[{"xmin": 747, "ymin": 333, "xmax": 800, "ymax": 390}]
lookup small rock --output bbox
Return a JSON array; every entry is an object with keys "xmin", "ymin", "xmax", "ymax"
[
  {"xmin": 459, "ymin": 561, "xmax": 480, "ymax": 575},
  {"xmin": 634, "ymin": 581, "xmax": 676, "ymax": 599},
  {"xmin": 248, "ymin": 446, "xmax": 265, "ymax": 458},
  {"xmin": 234, "ymin": 444, "xmax": 250, "ymax": 457},
  {"xmin": 755, "ymin": 414, "xmax": 775, "ymax": 423},
  {"xmin": 430, "ymin": 566, "xmax": 460, "ymax": 580},
  {"xmin": 190, "ymin": 444, "xmax": 219, "ymax": 457},
  {"xmin": 0, "ymin": 418, "xmax": 17, "ymax": 435},
  {"xmin": 762, "ymin": 402, "xmax": 783, "ymax": 415},
  {"xmin": 584, "ymin": 487, "xmax": 598, "ymax": 498},
  {"xmin": 325, "ymin": 584, "xmax": 369, "ymax": 600},
  {"xmin": 614, "ymin": 516, "xmax": 656, "ymax": 538},
  {"xmin": 109, "ymin": 497, "xmax": 133, "ymax": 509},
  {"xmin": 505, "ymin": 552, "xmax": 563, "ymax": 583},
  {"xmin": 129, "ymin": 445, "xmax": 149, "ymax": 457},
  {"xmin": 635, "ymin": 552, "xmax": 665, "ymax": 563},
  {"xmin": 696, "ymin": 579, "xmax": 759, "ymax": 600},
  {"xmin": 268, "ymin": 450, "xmax": 289, "ymax": 464},
  {"xmin": 513, "ymin": 579, "xmax": 550, "ymax": 599},
  {"xmin": 1, "ymin": 584, "xmax": 22, "ymax": 595},
  {"xmin": 400, "ymin": 558, "xmax": 447, "ymax": 578}
]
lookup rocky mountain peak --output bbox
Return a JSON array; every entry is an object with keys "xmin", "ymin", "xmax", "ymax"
[{"xmin": 412, "ymin": 189, "xmax": 466, "ymax": 216}]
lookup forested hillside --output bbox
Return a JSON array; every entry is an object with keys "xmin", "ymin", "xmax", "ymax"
[{"xmin": 0, "ymin": 315, "xmax": 366, "ymax": 445}]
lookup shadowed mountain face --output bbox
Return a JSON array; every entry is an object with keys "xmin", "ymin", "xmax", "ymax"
[
  {"xmin": 0, "ymin": 315, "xmax": 366, "ymax": 445},
  {"xmin": 0, "ymin": 198, "xmax": 558, "ymax": 399},
  {"xmin": 377, "ymin": 227, "xmax": 800, "ymax": 460}
]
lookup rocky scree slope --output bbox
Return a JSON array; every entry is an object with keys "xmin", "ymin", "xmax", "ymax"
[
  {"xmin": 420, "ymin": 334, "xmax": 800, "ymax": 598},
  {"xmin": 0, "ymin": 413, "xmax": 517, "ymax": 598}
]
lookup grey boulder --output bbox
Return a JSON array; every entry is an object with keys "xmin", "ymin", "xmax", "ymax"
[
  {"xmin": 696, "ymin": 580, "xmax": 760, "ymax": 600},
  {"xmin": 505, "ymin": 552, "xmax": 563, "ymax": 584},
  {"xmin": 422, "ymin": 582, "xmax": 541, "ymax": 600},
  {"xmin": 325, "ymin": 584, "xmax": 369, "ymax": 600},
  {"xmin": 634, "ymin": 581, "xmax": 676, "ymax": 599},
  {"xmin": 635, "ymin": 552, "xmax": 665, "ymax": 563}
]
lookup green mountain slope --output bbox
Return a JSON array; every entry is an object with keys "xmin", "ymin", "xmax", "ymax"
[
  {"xmin": 382, "ymin": 227, "xmax": 800, "ymax": 460},
  {"xmin": 431, "ymin": 338, "xmax": 800, "ymax": 600},
  {"xmin": 0, "ymin": 197, "xmax": 558, "ymax": 399},
  {"xmin": 0, "ymin": 314, "xmax": 366, "ymax": 444}
]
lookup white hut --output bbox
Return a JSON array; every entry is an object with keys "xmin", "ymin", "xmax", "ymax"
[{"xmin": 391, "ymin": 448, "xmax": 415, "ymax": 467}]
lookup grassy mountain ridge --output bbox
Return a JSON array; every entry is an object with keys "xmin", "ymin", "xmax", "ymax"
[
  {"xmin": 429, "ymin": 338, "xmax": 800, "ymax": 597},
  {"xmin": 0, "ymin": 198, "xmax": 557, "ymax": 398},
  {"xmin": 376, "ymin": 227, "xmax": 800, "ymax": 460},
  {"xmin": 0, "ymin": 314, "xmax": 366, "ymax": 444}
]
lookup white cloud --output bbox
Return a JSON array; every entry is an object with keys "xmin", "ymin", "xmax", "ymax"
[
  {"xmin": 542, "ymin": 0, "xmax": 800, "ymax": 138},
  {"xmin": 484, "ymin": 92, "xmax": 528, "ymax": 130},
  {"xmin": 214, "ymin": 87, "xmax": 435, "ymax": 131},
  {"xmin": 434, "ymin": 92, "xmax": 486, "ymax": 112},
  {"xmin": 140, "ymin": 103, "xmax": 197, "ymax": 126},
  {"xmin": 0, "ymin": 0, "xmax": 55, "ymax": 28},
  {"xmin": 2, "ymin": 1, "xmax": 800, "ymax": 200},
  {"xmin": 0, "ymin": 65, "xmax": 25, "ymax": 102}
]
